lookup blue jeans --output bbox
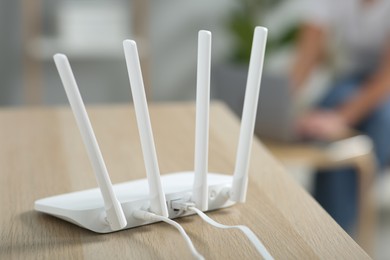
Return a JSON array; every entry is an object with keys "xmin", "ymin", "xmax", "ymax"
[{"xmin": 314, "ymin": 74, "xmax": 390, "ymax": 233}]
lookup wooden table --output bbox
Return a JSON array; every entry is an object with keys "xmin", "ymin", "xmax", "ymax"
[{"xmin": 0, "ymin": 102, "xmax": 369, "ymax": 259}]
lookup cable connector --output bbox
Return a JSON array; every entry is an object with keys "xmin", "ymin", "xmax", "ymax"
[
  {"xmin": 171, "ymin": 200, "xmax": 196, "ymax": 211},
  {"xmin": 133, "ymin": 209, "xmax": 158, "ymax": 221}
]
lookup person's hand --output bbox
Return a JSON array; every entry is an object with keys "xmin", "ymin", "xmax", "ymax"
[{"xmin": 296, "ymin": 110, "xmax": 350, "ymax": 141}]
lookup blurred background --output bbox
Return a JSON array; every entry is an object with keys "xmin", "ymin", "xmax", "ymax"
[
  {"xmin": 0, "ymin": 0, "xmax": 305, "ymax": 105},
  {"xmin": 1, "ymin": 0, "xmax": 390, "ymax": 258}
]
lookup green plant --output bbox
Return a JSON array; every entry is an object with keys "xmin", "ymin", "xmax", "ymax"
[{"xmin": 228, "ymin": 0, "xmax": 298, "ymax": 64}]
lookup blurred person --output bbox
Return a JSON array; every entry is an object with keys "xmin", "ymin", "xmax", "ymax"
[{"xmin": 291, "ymin": 0, "xmax": 390, "ymax": 233}]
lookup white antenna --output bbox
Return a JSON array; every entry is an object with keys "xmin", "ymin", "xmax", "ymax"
[
  {"xmin": 192, "ymin": 30, "xmax": 211, "ymax": 211},
  {"xmin": 231, "ymin": 27, "xmax": 268, "ymax": 202},
  {"xmin": 53, "ymin": 54, "xmax": 127, "ymax": 231},
  {"xmin": 123, "ymin": 40, "xmax": 169, "ymax": 217}
]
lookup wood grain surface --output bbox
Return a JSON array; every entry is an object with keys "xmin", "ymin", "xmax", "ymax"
[{"xmin": 0, "ymin": 102, "xmax": 369, "ymax": 259}]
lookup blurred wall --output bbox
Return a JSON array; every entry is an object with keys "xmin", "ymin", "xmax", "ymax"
[
  {"xmin": 150, "ymin": 0, "xmax": 236, "ymax": 101},
  {"xmin": 0, "ymin": 0, "xmax": 24, "ymax": 105},
  {"xmin": 0, "ymin": 0, "xmax": 237, "ymax": 106}
]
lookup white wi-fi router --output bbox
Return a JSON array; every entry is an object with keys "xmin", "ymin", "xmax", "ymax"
[{"xmin": 35, "ymin": 27, "xmax": 268, "ymax": 233}]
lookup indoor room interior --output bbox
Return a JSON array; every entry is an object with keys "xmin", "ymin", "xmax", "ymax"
[{"xmin": 1, "ymin": 0, "xmax": 390, "ymax": 259}]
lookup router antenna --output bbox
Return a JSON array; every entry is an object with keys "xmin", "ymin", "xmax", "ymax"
[
  {"xmin": 53, "ymin": 54, "xmax": 127, "ymax": 231},
  {"xmin": 192, "ymin": 30, "xmax": 211, "ymax": 211},
  {"xmin": 231, "ymin": 27, "xmax": 268, "ymax": 202},
  {"xmin": 123, "ymin": 40, "xmax": 169, "ymax": 217}
]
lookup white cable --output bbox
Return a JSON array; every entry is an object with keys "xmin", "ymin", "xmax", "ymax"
[
  {"xmin": 188, "ymin": 207, "xmax": 273, "ymax": 260},
  {"xmin": 133, "ymin": 210, "xmax": 204, "ymax": 260}
]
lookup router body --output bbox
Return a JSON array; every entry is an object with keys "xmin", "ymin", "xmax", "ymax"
[
  {"xmin": 34, "ymin": 27, "xmax": 267, "ymax": 235},
  {"xmin": 35, "ymin": 172, "xmax": 234, "ymax": 233}
]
